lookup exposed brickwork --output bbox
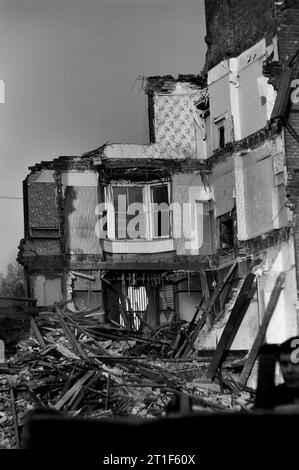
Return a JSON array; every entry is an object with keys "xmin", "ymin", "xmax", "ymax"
[
  {"xmin": 285, "ymin": 108, "xmax": 299, "ymax": 286},
  {"xmin": 277, "ymin": 6, "xmax": 299, "ymax": 63},
  {"xmin": 204, "ymin": 0, "xmax": 276, "ymax": 72}
]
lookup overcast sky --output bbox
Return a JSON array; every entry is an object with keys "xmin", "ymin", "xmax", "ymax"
[{"xmin": 0, "ymin": 0, "xmax": 206, "ymax": 274}]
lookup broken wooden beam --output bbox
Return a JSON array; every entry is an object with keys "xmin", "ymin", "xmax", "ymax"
[
  {"xmin": 54, "ymin": 370, "xmax": 95, "ymax": 410},
  {"xmin": 196, "ymin": 262, "xmax": 238, "ymax": 331},
  {"xmin": 30, "ymin": 317, "xmax": 46, "ymax": 348},
  {"xmin": 71, "ymin": 271, "xmax": 96, "ymax": 281},
  {"xmin": 10, "ymin": 387, "xmax": 20, "ymax": 448},
  {"xmin": 105, "ymin": 374, "xmax": 111, "ymax": 410},
  {"xmin": 199, "ymin": 270, "xmax": 210, "ymax": 302},
  {"xmin": 239, "ymin": 272, "xmax": 286, "ymax": 386},
  {"xmin": 55, "ymin": 307, "xmax": 88, "ymax": 360},
  {"xmin": 178, "ymin": 262, "xmax": 238, "ymax": 358},
  {"xmin": 60, "ymin": 309, "xmax": 110, "ymax": 356},
  {"xmin": 0, "ymin": 295, "xmax": 37, "ymax": 303},
  {"xmin": 206, "ymin": 273, "xmax": 256, "ymax": 379}
]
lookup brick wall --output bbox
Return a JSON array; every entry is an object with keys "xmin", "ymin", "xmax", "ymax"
[
  {"xmin": 277, "ymin": 5, "xmax": 299, "ymax": 62},
  {"xmin": 204, "ymin": 0, "xmax": 276, "ymax": 71},
  {"xmin": 285, "ymin": 109, "xmax": 299, "ymax": 286},
  {"xmin": 280, "ymin": 5, "xmax": 299, "ymax": 289}
]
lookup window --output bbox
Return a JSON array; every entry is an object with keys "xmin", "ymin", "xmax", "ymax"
[
  {"xmin": 214, "ymin": 114, "xmax": 226, "ymax": 151},
  {"xmin": 113, "ymin": 186, "xmax": 145, "ymax": 239},
  {"xmin": 219, "ymin": 125, "xmax": 225, "ymax": 148},
  {"xmin": 151, "ymin": 185, "xmax": 170, "ymax": 238},
  {"xmin": 110, "ymin": 183, "xmax": 170, "ymax": 240}
]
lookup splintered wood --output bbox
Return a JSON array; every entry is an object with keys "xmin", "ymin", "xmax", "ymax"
[{"xmin": 0, "ymin": 299, "xmax": 256, "ymax": 448}]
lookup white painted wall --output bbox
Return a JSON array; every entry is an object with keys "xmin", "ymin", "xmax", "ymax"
[
  {"xmin": 194, "ymin": 239, "xmax": 298, "ymax": 351},
  {"xmin": 208, "ymin": 61, "xmax": 232, "ymax": 152},
  {"xmin": 262, "ymin": 239, "xmax": 298, "ymax": 343},
  {"xmin": 208, "ymin": 38, "xmax": 277, "ymax": 148},
  {"xmin": 61, "ymin": 171, "xmax": 98, "ymax": 188},
  {"xmin": 178, "ymin": 291, "xmax": 202, "ymax": 322},
  {"xmin": 234, "ymin": 135, "xmax": 287, "ymax": 241}
]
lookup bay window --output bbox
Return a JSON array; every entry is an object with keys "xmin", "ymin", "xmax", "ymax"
[{"xmin": 107, "ymin": 182, "xmax": 171, "ymax": 240}]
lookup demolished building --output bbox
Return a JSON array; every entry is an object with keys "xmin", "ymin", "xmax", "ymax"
[{"xmin": 18, "ymin": 0, "xmax": 299, "ymax": 380}]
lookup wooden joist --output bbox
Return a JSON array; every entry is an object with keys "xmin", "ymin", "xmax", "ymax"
[
  {"xmin": 55, "ymin": 307, "xmax": 88, "ymax": 360},
  {"xmin": 199, "ymin": 270, "xmax": 210, "ymax": 302},
  {"xmin": 10, "ymin": 387, "xmax": 20, "ymax": 448},
  {"xmin": 30, "ymin": 317, "xmax": 46, "ymax": 348},
  {"xmin": 239, "ymin": 272, "xmax": 286, "ymax": 386},
  {"xmin": 61, "ymin": 309, "xmax": 110, "ymax": 356},
  {"xmin": 177, "ymin": 262, "xmax": 238, "ymax": 358},
  {"xmin": 54, "ymin": 370, "xmax": 95, "ymax": 410},
  {"xmin": 206, "ymin": 273, "xmax": 256, "ymax": 379}
]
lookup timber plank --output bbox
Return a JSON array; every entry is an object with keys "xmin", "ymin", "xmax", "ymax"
[
  {"xmin": 239, "ymin": 272, "xmax": 286, "ymax": 386},
  {"xmin": 206, "ymin": 273, "xmax": 256, "ymax": 379}
]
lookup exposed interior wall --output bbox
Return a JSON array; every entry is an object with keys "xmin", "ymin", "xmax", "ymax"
[
  {"xmin": 208, "ymin": 39, "xmax": 277, "ymax": 147},
  {"xmin": 32, "ymin": 275, "xmax": 62, "ymax": 306},
  {"xmin": 239, "ymin": 60, "xmax": 267, "ymax": 138},
  {"xmin": 259, "ymin": 238, "xmax": 298, "ymax": 343},
  {"xmin": 62, "ymin": 171, "xmax": 103, "ymax": 255},
  {"xmin": 194, "ymin": 275, "xmax": 259, "ymax": 351},
  {"xmin": 194, "ymin": 239, "xmax": 298, "ymax": 352},
  {"xmin": 72, "ymin": 271, "xmax": 103, "ymax": 313},
  {"xmin": 176, "ymin": 277, "xmax": 202, "ymax": 323},
  {"xmin": 208, "ymin": 65, "xmax": 232, "ymax": 152},
  {"xmin": 234, "ymin": 39, "xmax": 276, "ymax": 139},
  {"xmin": 61, "ymin": 171, "xmax": 99, "ymax": 188},
  {"xmin": 211, "ymin": 158, "xmax": 235, "ymax": 218},
  {"xmin": 152, "ymin": 82, "xmax": 205, "ymax": 159},
  {"xmin": 172, "ymin": 173, "xmax": 213, "ymax": 255},
  {"xmin": 235, "ymin": 136, "xmax": 288, "ymax": 241}
]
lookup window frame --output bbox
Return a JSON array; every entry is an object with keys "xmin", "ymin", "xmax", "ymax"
[{"xmin": 106, "ymin": 181, "xmax": 171, "ymax": 241}]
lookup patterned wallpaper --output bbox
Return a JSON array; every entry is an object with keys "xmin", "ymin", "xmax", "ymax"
[{"xmin": 154, "ymin": 94, "xmax": 197, "ymax": 158}]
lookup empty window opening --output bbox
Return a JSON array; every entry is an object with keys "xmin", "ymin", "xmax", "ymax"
[
  {"xmin": 151, "ymin": 185, "xmax": 170, "ymax": 238},
  {"xmin": 219, "ymin": 213, "xmax": 235, "ymax": 252},
  {"xmin": 219, "ymin": 125, "xmax": 225, "ymax": 148}
]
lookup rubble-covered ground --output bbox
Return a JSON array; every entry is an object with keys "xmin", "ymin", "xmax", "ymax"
[{"xmin": 0, "ymin": 306, "xmax": 255, "ymax": 448}]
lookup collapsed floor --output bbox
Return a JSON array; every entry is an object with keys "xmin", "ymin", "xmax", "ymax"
[{"xmin": 0, "ymin": 301, "xmax": 256, "ymax": 449}]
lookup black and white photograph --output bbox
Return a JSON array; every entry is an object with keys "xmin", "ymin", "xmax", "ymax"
[{"xmin": 1, "ymin": 0, "xmax": 299, "ymax": 465}]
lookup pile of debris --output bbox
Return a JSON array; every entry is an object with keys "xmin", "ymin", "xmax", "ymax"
[{"xmin": 0, "ymin": 303, "xmax": 255, "ymax": 449}]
